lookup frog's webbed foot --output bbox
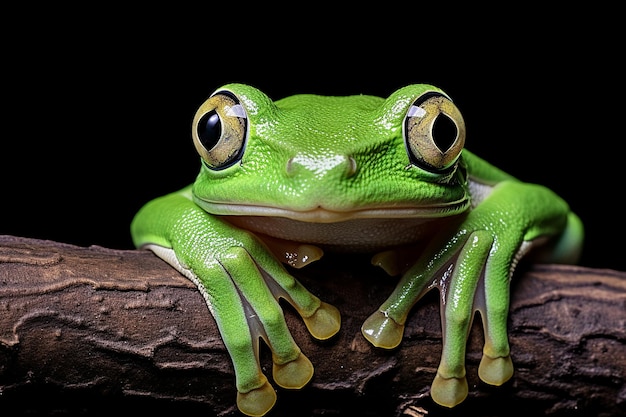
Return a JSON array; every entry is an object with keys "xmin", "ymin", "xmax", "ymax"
[
  {"xmin": 360, "ymin": 310, "xmax": 405, "ymax": 349},
  {"xmin": 257, "ymin": 236, "xmax": 342, "ymax": 339},
  {"xmin": 478, "ymin": 352, "xmax": 513, "ymax": 386},
  {"xmin": 259, "ymin": 234, "xmax": 324, "ymax": 269},
  {"xmin": 362, "ymin": 230, "xmax": 516, "ymax": 408},
  {"xmin": 150, "ymin": 243, "xmax": 340, "ymax": 417},
  {"xmin": 236, "ymin": 350, "xmax": 316, "ymax": 416},
  {"xmin": 235, "ymin": 354, "xmax": 314, "ymax": 417},
  {"xmin": 236, "ymin": 381, "xmax": 276, "ymax": 417},
  {"xmin": 225, "ymin": 245, "xmax": 340, "ymax": 415}
]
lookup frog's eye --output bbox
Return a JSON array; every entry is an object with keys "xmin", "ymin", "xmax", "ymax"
[
  {"xmin": 192, "ymin": 91, "xmax": 248, "ymax": 170},
  {"xmin": 404, "ymin": 92, "xmax": 466, "ymax": 172}
]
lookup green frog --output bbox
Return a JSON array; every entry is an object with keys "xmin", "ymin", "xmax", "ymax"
[{"xmin": 131, "ymin": 83, "xmax": 583, "ymax": 416}]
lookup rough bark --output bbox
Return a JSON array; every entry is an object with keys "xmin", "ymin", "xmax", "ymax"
[{"xmin": 0, "ymin": 235, "xmax": 624, "ymax": 417}]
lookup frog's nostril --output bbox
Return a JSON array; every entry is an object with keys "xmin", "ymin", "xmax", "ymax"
[
  {"xmin": 285, "ymin": 157, "xmax": 297, "ymax": 176},
  {"xmin": 345, "ymin": 156, "xmax": 358, "ymax": 178}
]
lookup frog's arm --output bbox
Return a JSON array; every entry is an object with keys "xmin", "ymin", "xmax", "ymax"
[
  {"xmin": 131, "ymin": 186, "xmax": 340, "ymax": 417},
  {"xmin": 363, "ymin": 151, "xmax": 584, "ymax": 407}
]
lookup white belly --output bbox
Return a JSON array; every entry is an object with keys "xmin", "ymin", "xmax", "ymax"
[{"xmin": 225, "ymin": 215, "xmax": 461, "ymax": 252}]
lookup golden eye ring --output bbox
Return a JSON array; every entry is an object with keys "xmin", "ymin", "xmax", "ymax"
[
  {"xmin": 192, "ymin": 91, "xmax": 248, "ymax": 170},
  {"xmin": 404, "ymin": 92, "xmax": 466, "ymax": 172}
]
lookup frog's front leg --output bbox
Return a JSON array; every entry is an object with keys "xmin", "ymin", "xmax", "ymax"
[
  {"xmin": 363, "ymin": 227, "xmax": 497, "ymax": 406},
  {"xmin": 132, "ymin": 192, "xmax": 341, "ymax": 417},
  {"xmin": 362, "ymin": 181, "xmax": 582, "ymax": 407},
  {"xmin": 155, "ymin": 243, "xmax": 339, "ymax": 416}
]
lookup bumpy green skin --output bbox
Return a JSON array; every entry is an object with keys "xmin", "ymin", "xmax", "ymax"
[{"xmin": 131, "ymin": 84, "xmax": 583, "ymax": 416}]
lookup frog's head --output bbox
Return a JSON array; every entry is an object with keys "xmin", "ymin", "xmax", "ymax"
[{"xmin": 191, "ymin": 83, "xmax": 470, "ymax": 249}]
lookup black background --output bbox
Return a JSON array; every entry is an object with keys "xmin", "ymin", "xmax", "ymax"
[{"xmin": 2, "ymin": 7, "xmax": 624, "ymax": 272}]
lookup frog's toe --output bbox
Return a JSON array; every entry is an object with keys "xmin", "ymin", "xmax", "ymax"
[
  {"xmin": 478, "ymin": 354, "xmax": 513, "ymax": 386},
  {"xmin": 361, "ymin": 310, "xmax": 404, "ymax": 349},
  {"xmin": 302, "ymin": 301, "xmax": 341, "ymax": 340},
  {"xmin": 273, "ymin": 352, "xmax": 314, "ymax": 389},
  {"xmin": 236, "ymin": 380, "xmax": 277, "ymax": 417},
  {"xmin": 430, "ymin": 373, "xmax": 468, "ymax": 408}
]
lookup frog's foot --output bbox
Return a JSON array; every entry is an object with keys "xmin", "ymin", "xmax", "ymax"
[
  {"xmin": 301, "ymin": 301, "xmax": 341, "ymax": 340},
  {"xmin": 430, "ymin": 372, "xmax": 468, "ymax": 408},
  {"xmin": 237, "ymin": 380, "xmax": 277, "ymax": 417},
  {"xmin": 361, "ymin": 310, "xmax": 405, "ymax": 349},
  {"xmin": 194, "ymin": 246, "xmax": 327, "ymax": 416},
  {"xmin": 371, "ymin": 245, "xmax": 423, "ymax": 276},
  {"xmin": 478, "ymin": 353, "xmax": 513, "ymax": 386},
  {"xmin": 259, "ymin": 235, "xmax": 324, "ymax": 269},
  {"xmin": 248, "ymin": 247, "xmax": 341, "ymax": 341},
  {"xmin": 273, "ymin": 352, "xmax": 314, "ymax": 389}
]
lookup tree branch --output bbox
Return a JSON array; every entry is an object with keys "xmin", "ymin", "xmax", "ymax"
[{"xmin": 0, "ymin": 235, "xmax": 624, "ymax": 416}]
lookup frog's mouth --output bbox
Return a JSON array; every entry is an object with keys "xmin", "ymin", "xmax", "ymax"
[
  {"xmin": 193, "ymin": 199, "xmax": 470, "ymax": 250},
  {"xmin": 193, "ymin": 199, "xmax": 470, "ymax": 223}
]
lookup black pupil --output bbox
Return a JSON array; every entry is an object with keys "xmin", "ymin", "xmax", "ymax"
[
  {"xmin": 197, "ymin": 111, "xmax": 221, "ymax": 150},
  {"xmin": 432, "ymin": 113, "xmax": 457, "ymax": 152}
]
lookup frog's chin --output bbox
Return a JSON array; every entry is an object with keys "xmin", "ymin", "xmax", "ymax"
[{"xmin": 225, "ymin": 214, "xmax": 463, "ymax": 251}]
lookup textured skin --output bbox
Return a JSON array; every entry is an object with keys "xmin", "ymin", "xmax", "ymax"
[{"xmin": 131, "ymin": 84, "xmax": 583, "ymax": 416}]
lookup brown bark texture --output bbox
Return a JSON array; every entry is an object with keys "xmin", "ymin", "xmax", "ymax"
[{"xmin": 0, "ymin": 235, "xmax": 624, "ymax": 417}]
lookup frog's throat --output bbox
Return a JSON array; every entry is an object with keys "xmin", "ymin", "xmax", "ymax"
[{"xmin": 193, "ymin": 199, "xmax": 470, "ymax": 224}]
